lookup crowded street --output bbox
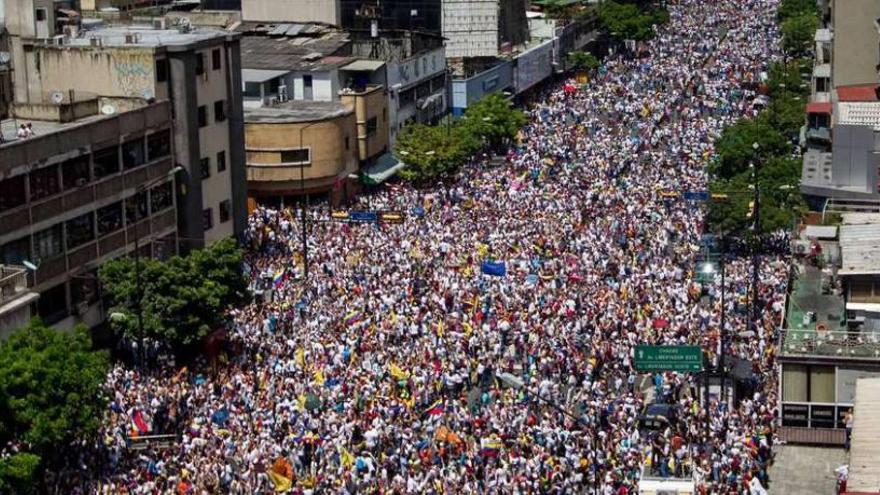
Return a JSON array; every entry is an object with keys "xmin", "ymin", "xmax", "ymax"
[{"xmin": 76, "ymin": 0, "xmax": 789, "ymax": 492}]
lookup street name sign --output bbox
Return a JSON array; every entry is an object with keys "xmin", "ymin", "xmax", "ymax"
[{"xmin": 634, "ymin": 345, "xmax": 703, "ymax": 372}]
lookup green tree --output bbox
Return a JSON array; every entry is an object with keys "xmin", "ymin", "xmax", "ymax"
[
  {"xmin": 782, "ymin": 12, "xmax": 818, "ymax": 57},
  {"xmin": 598, "ymin": 1, "xmax": 668, "ymax": 41},
  {"xmin": 568, "ymin": 51, "xmax": 601, "ymax": 72},
  {"xmin": 100, "ymin": 238, "xmax": 249, "ymax": 348},
  {"xmin": 710, "ymin": 115, "xmax": 790, "ymax": 180},
  {"xmin": 777, "ymin": 0, "xmax": 818, "ymax": 22},
  {"xmin": 460, "ymin": 93, "xmax": 526, "ymax": 152},
  {"xmin": 0, "ymin": 320, "xmax": 109, "ymax": 491},
  {"xmin": 395, "ymin": 123, "xmax": 479, "ymax": 183}
]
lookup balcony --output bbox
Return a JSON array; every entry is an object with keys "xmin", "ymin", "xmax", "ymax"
[
  {"xmin": 0, "ymin": 265, "xmax": 29, "ymax": 305},
  {"xmin": 781, "ymin": 329, "xmax": 880, "ymax": 361}
]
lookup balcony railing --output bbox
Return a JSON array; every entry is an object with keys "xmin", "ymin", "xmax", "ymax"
[
  {"xmin": 781, "ymin": 329, "xmax": 880, "ymax": 360},
  {"xmin": 0, "ymin": 265, "xmax": 29, "ymax": 304}
]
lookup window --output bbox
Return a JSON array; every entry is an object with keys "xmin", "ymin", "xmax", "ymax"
[
  {"xmin": 71, "ymin": 269, "xmax": 99, "ymax": 306},
  {"xmin": 147, "ymin": 130, "xmax": 172, "ymax": 161},
  {"xmin": 156, "ymin": 59, "xmax": 168, "ymax": 83},
  {"xmin": 37, "ymin": 283, "xmax": 68, "ymax": 325},
  {"xmin": 150, "ymin": 182, "xmax": 173, "ymax": 213},
  {"xmin": 0, "ymin": 176, "xmax": 26, "ymax": 212},
  {"xmin": 122, "ymin": 138, "xmax": 146, "ymax": 170},
  {"xmin": 280, "ymin": 149, "xmax": 310, "ymax": 164},
  {"xmin": 66, "ymin": 212, "xmax": 95, "ymax": 249},
  {"xmin": 244, "ymin": 82, "xmax": 262, "ymax": 98},
  {"xmin": 33, "ymin": 224, "xmax": 63, "ymax": 260},
  {"xmin": 345, "ymin": 136, "xmax": 350, "ymax": 150},
  {"xmin": 0, "ymin": 237, "xmax": 30, "ymax": 265},
  {"xmin": 93, "ymin": 146, "xmax": 120, "ymax": 178},
  {"xmin": 198, "ymin": 106, "xmax": 207, "ymax": 127},
  {"xmin": 212, "ymin": 48, "xmax": 221, "ymax": 70},
  {"xmin": 200, "ymin": 157, "xmax": 211, "ymax": 179},
  {"xmin": 216, "ymin": 151, "xmax": 226, "ymax": 172},
  {"xmin": 214, "ymin": 100, "xmax": 226, "ymax": 122},
  {"xmin": 203, "ymin": 208, "xmax": 213, "ymax": 231},
  {"xmin": 97, "ymin": 201, "xmax": 123, "ymax": 236},
  {"xmin": 219, "ymin": 199, "xmax": 231, "ymax": 223},
  {"xmin": 35, "ymin": 8, "xmax": 47, "ymax": 21},
  {"xmin": 125, "ymin": 191, "xmax": 148, "ymax": 224},
  {"xmin": 29, "ymin": 165, "xmax": 60, "ymax": 201},
  {"xmin": 195, "ymin": 53, "xmax": 205, "ymax": 75},
  {"xmin": 62, "ymin": 155, "xmax": 91, "ymax": 190},
  {"xmin": 383, "ymin": 108, "xmax": 387, "ymax": 122},
  {"xmin": 366, "ymin": 117, "xmax": 378, "ymax": 136},
  {"xmin": 303, "ymin": 75, "xmax": 313, "ymax": 88}
]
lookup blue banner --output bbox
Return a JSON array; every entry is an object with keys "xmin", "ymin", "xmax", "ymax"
[
  {"xmin": 349, "ymin": 211, "xmax": 378, "ymax": 223},
  {"xmin": 481, "ymin": 261, "xmax": 507, "ymax": 277},
  {"xmin": 683, "ymin": 191, "xmax": 709, "ymax": 201}
]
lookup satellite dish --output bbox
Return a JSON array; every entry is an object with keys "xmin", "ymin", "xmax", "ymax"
[
  {"xmin": 101, "ymin": 104, "xmax": 116, "ymax": 115},
  {"xmin": 50, "ymin": 91, "xmax": 64, "ymax": 104},
  {"xmin": 141, "ymin": 88, "xmax": 154, "ymax": 100},
  {"xmin": 0, "ymin": 52, "xmax": 10, "ymax": 64}
]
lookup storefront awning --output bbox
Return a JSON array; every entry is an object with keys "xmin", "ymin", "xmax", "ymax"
[
  {"xmin": 806, "ymin": 101, "xmax": 832, "ymax": 114},
  {"xmin": 362, "ymin": 153, "xmax": 405, "ymax": 185}
]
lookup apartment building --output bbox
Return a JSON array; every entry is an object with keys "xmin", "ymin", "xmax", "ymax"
[
  {"xmin": 12, "ymin": 23, "xmax": 248, "ymax": 246},
  {"xmin": 0, "ymin": 100, "xmax": 177, "ymax": 333}
]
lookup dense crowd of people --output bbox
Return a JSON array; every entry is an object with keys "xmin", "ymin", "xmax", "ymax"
[{"xmin": 59, "ymin": 0, "xmax": 793, "ymax": 492}]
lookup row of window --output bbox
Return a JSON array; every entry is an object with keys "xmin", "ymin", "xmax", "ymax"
[
  {"xmin": 155, "ymin": 48, "xmax": 223, "ymax": 83},
  {"xmin": 0, "ymin": 183, "xmax": 174, "ymax": 265},
  {"xmin": 0, "ymin": 130, "xmax": 172, "ymax": 213},
  {"xmin": 198, "ymin": 100, "xmax": 227, "ymax": 128},
  {"xmin": 203, "ymin": 200, "xmax": 232, "ymax": 231},
  {"xmin": 200, "ymin": 151, "xmax": 228, "ymax": 179}
]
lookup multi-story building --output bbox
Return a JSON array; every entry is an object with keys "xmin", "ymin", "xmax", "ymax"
[
  {"xmin": 341, "ymin": 0, "xmax": 442, "ymax": 33},
  {"xmin": 245, "ymin": 100, "xmax": 359, "ymax": 206},
  {"xmin": 242, "ymin": 0, "xmax": 342, "ymax": 25},
  {"xmin": 441, "ymin": 0, "xmax": 528, "ymax": 59},
  {"xmin": 0, "ymin": 100, "xmax": 178, "ymax": 332},
  {"xmin": 11, "ymin": 23, "xmax": 248, "ymax": 246}
]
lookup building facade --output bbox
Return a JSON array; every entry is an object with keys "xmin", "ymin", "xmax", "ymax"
[
  {"xmin": 245, "ymin": 100, "xmax": 359, "ymax": 206},
  {"xmin": 0, "ymin": 101, "xmax": 178, "ymax": 332},
  {"xmin": 241, "ymin": 0, "xmax": 342, "ymax": 25},
  {"xmin": 14, "ymin": 25, "xmax": 248, "ymax": 247}
]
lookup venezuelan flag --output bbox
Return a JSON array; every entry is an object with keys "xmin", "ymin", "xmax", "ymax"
[
  {"xmin": 343, "ymin": 311, "xmax": 363, "ymax": 327},
  {"xmin": 273, "ymin": 269, "xmax": 285, "ymax": 288},
  {"xmin": 425, "ymin": 399, "xmax": 445, "ymax": 415}
]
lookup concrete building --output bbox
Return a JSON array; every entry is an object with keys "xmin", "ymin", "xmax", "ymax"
[
  {"xmin": 245, "ymin": 100, "xmax": 358, "ymax": 206},
  {"xmin": 0, "ymin": 264, "xmax": 39, "ymax": 339},
  {"xmin": 830, "ymin": 0, "xmax": 880, "ymax": 89},
  {"xmin": 0, "ymin": 100, "xmax": 179, "ymax": 332},
  {"xmin": 341, "ymin": 0, "xmax": 442, "ymax": 33},
  {"xmin": 441, "ymin": 0, "xmax": 528, "ymax": 58},
  {"xmin": 12, "ymin": 24, "xmax": 248, "ymax": 247},
  {"xmin": 241, "ymin": 0, "xmax": 342, "ymax": 25}
]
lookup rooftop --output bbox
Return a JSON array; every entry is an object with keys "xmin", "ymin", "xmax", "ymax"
[
  {"xmin": 61, "ymin": 25, "xmax": 235, "ymax": 49},
  {"xmin": 839, "ymin": 215, "xmax": 880, "ymax": 275},
  {"xmin": 237, "ymin": 21, "xmax": 352, "ymax": 71},
  {"xmin": 244, "ymin": 100, "xmax": 352, "ymax": 124},
  {"xmin": 836, "ymin": 101, "xmax": 880, "ymax": 130}
]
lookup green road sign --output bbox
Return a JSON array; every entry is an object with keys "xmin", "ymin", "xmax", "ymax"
[{"xmin": 634, "ymin": 345, "xmax": 704, "ymax": 372}]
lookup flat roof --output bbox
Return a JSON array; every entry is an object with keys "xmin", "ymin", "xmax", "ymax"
[
  {"xmin": 66, "ymin": 26, "xmax": 234, "ymax": 48},
  {"xmin": 1, "ymin": 113, "xmax": 108, "ymax": 145},
  {"xmin": 237, "ymin": 21, "xmax": 352, "ymax": 71},
  {"xmin": 242, "ymin": 68, "xmax": 291, "ymax": 84},
  {"xmin": 849, "ymin": 377, "xmax": 880, "ymax": 492},
  {"xmin": 837, "ymin": 102, "xmax": 880, "ymax": 130},
  {"xmin": 339, "ymin": 59, "xmax": 386, "ymax": 72},
  {"xmin": 244, "ymin": 100, "xmax": 352, "ymax": 124},
  {"xmin": 839, "ymin": 219, "xmax": 880, "ymax": 275}
]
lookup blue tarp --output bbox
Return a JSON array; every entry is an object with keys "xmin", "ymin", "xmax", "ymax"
[{"xmin": 481, "ymin": 261, "xmax": 507, "ymax": 277}]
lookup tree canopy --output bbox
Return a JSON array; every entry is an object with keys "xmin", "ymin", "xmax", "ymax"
[
  {"xmin": 598, "ymin": 0, "xmax": 669, "ymax": 41},
  {"xmin": 395, "ymin": 94, "xmax": 525, "ymax": 183},
  {"xmin": 0, "ymin": 319, "xmax": 109, "ymax": 492},
  {"xmin": 568, "ymin": 51, "xmax": 601, "ymax": 72},
  {"xmin": 781, "ymin": 12, "xmax": 819, "ymax": 57},
  {"xmin": 100, "ymin": 237, "xmax": 249, "ymax": 348}
]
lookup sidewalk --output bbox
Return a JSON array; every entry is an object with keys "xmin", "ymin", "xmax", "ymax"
[{"xmin": 769, "ymin": 444, "xmax": 845, "ymax": 494}]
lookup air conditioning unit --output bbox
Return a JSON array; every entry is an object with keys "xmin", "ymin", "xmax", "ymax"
[
  {"xmin": 153, "ymin": 18, "xmax": 167, "ymax": 30},
  {"xmin": 52, "ymin": 35, "xmax": 65, "ymax": 46},
  {"xmin": 278, "ymin": 85, "xmax": 288, "ymax": 102},
  {"xmin": 89, "ymin": 37, "xmax": 103, "ymax": 47}
]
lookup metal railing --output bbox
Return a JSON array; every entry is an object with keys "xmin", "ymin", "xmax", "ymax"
[
  {"xmin": 0, "ymin": 265, "xmax": 29, "ymax": 303},
  {"xmin": 781, "ymin": 329, "xmax": 880, "ymax": 360}
]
